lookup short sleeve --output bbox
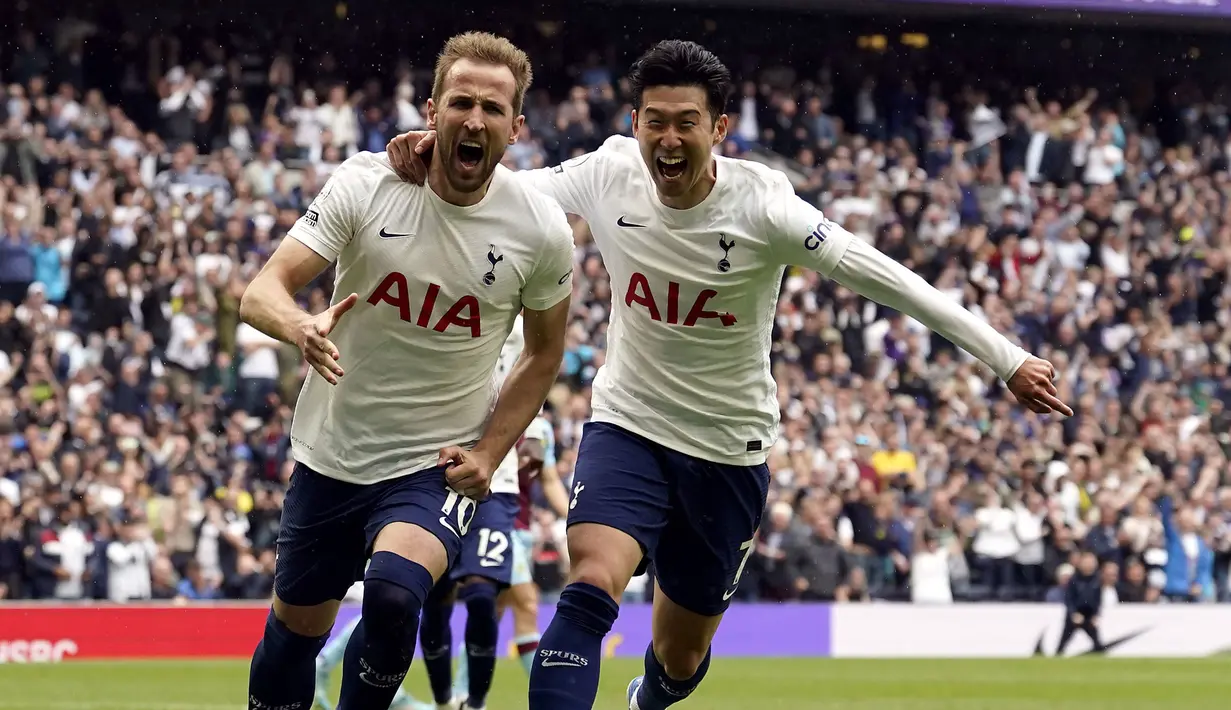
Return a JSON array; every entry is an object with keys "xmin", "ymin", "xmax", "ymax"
[
  {"xmin": 286, "ymin": 154, "xmax": 373, "ymax": 263},
  {"xmin": 516, "ymin": 135, "xmax": 627, "ymax": 218},
  {"xmin": 764, "ymin": 172, "xmax": 854, "ymax": 275},
  {"xmin": 521, "ymin": 211, "xmax": 575, "ymax": 312}
]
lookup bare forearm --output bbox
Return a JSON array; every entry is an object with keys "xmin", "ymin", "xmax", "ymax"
[
  {"xmin": 474, "ymin": 352, "xmax": 561, "ymax": 465},
  {"xmin": 239, "ymin": 277, "xmax": 312, "ymax": 347}
]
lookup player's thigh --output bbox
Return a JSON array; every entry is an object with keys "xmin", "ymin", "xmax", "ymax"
[
  {"xmin": 366, "ymin": 466, "xmax": 478, "ymax": 582},
  {"xmin": 451, "ymin": 492, "xmax": 520, "ymax": 587},
  {"xmin": 566, "ymin": 422, "xmax": 671, "ymax": 593},
  {"xmin": 274, "ymin": 463, "xmax": 372, "ymax": 635},
  {"xmin": 654, "ymin": 457, "xmax": 770, "ymax": 617}
]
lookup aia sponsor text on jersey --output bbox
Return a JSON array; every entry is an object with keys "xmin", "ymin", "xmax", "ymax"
[
  {"xmin": 624, "ymin": 272, "xmax": 737, "ymax": 327},
  {"xmin": 366, "ymin": 272, "xmax": 485, "ymax": 338}
]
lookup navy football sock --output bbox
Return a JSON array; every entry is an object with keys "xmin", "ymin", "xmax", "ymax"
[
  {"xmin": 337, "ymin": 551, "xmax": 433, "ymax": 710},
  {"xmin": 636, "ymin": 644, "xmax": 711, "ymax": 710},
  {"xmin": 459, "ymin": 581, "xmax": 500, "ymax": 708},
  {"xmin": 419, "ymin": 579, "xmax": 457, "ymax": 705},
  {"xmin": 528, "ymin": 582, "xmax": 620, "ymax": 710},
  {"xmin": 248, "ymin": 609, "xmax": 330, "ymax": 710}
]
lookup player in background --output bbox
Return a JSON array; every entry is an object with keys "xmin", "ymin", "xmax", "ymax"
[
  {"xmin": 386, "ymin": 39, "xmax": 1071, "ymax": 710},
  {"xmin": 314, "ymin": 321, "xmax": 573, "ymax": 710},
  {"xmin": 444, "ymin": 320, "xmax": 573, "ymax": 706},
  {"xmin": 416, "ymin": 315, "xmax": 566, "ymax": 710},
  {"xmin": 242, "ymin": 32, "xmax": 573, "ymax": 710}
]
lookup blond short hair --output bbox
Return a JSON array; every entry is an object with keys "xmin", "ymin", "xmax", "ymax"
[{"xmin": 432, "ymin": 32, "xmax": 532, "ymax": 115}]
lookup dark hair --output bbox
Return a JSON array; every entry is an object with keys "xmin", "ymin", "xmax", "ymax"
[{"xmin": 627, "ymin": 40, "xmax": 734, "ymax": 121}]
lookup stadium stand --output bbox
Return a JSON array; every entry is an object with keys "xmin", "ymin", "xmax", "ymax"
[{"xmin": 1, "ymin": 2, "xmax": 1229, "ymax": 610}]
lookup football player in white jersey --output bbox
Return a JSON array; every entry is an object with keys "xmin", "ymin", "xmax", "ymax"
[
  {"xmin": 386, "ymin": 40, "xmax": 1070, "ymax": 710},
  {"xmin": 241, "ymin": 32, "xmax": 574, "ymax": 710},
  {"xmin": 314, "ymin": 324, "xmax": 566, "ymax": 710}
]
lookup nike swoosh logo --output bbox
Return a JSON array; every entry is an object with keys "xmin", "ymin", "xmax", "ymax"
[
  {"xmin": 1076, "ymin": 627, "xmax": 1150, "ymax": 656},
  {"xmin": 438, "ymin": 516, "xmax": 460, "ymax": 538},
  {"xmin": 379, "ymin": 228, "xmax": 413, "ymax": 239},
  {"xmin": 558, "ymin": 269, "xmax": 573, "ymax": 285},
  {"xmin": 722, "ymin": 588, "xmax": 737, "ymax": 601},
  {"xmin": 617, "ymin": 216, "xmax": 646, "ymax": 228},
  {"xmin": 1032, "ymin": 626, "xmax": 1151, "ymax": 656},
  {"xmin": 541, "ymin": 659, "xmax": 584, "ymax": 667}
]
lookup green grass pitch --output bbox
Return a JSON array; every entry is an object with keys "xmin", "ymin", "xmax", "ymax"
[{"xmin": 0, "ymin": 657, "xmax": 1227, "ymax": 709}]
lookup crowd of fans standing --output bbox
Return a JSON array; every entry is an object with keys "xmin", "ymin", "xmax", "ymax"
[{"xmin": 1, "ymin": 13, "xmax": 1230, "ymax": 606}]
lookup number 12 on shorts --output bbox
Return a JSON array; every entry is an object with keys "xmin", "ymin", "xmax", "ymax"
[
  {"xmin": 476, "ymin": 528, "xmax": 509, "ymax": 567},
  {"xmin": 722, "ymin": 538, "xmax": 755, "ymax": 601}
]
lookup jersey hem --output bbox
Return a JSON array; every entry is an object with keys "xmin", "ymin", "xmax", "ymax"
[
  {"xmin": 291, "ymin": 447, "xmax": 523, "ymax": 493},
  {"xmin": 290, "ymin": 448, "xmax": 441, "ymax": 485},
  {"xmin": 589, "ymin": 410, "xmax": 771, "ymax": 467}
]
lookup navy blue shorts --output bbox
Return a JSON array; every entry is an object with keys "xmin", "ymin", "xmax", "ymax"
[
  {"xmin": 274, "ymin": 463, "xmax": 478, "ymax": 606},
  {"xmin": 567, "ymin": 421, "xmax": 770, "ymax": 616},
  {"xmin": 450, "ymin": 492, "xmax": 520, "ymax": 587}
]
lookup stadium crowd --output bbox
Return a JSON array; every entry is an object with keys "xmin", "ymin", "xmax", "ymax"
[{"xmin": 1, "ymin": 13, "xmax": 1230, "ymax": 609}]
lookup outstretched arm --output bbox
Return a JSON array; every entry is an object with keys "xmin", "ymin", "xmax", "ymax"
[{"xmin": 766, "ymin": 176, "xmax": 1070, "ymax": 415}]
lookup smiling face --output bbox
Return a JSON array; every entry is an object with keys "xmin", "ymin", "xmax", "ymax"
[
  {"xmin": 427, "ymin": 58, "xmax": 524, "ymax": 196},
  {"xmin": 632, "ymin": 84, "xmax": 728, "ymax": 209}
]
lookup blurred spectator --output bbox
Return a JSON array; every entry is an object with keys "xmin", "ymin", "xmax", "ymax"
[
  {"xmin": 1159, "ymin": 486, "xmax": 1216, "ymax": 602},
  {"xmin": 749, "ymin": 500, "xmax": 796, "ymax": 601},
  {"xmin": 910, "ymin": 526, "xmax": 953, "ymax": 604},
  {"xmin": 105, "ymin": 513, "xmax": 158, "ymax": 602},
  {"xmin": 1117, "ymin": 558, "xmax": 1160, "ymax": 603},
  {"xmin": 788, "ymin": 509, "xmax": 852, "ymax": 602},
  {"xmin": 175, "ymin": 559, "xmax": 222, "ymax": 601},
  {"xmin": 1, "ymin": 8, "xmax": 1231, "ymax": 608},
  {"xmin": 972, "ymin": 489, "xmax": 1020, "ymax": 600}
]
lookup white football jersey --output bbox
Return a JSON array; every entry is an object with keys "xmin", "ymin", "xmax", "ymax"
[
  {"xmin": 287, "ymin": 153, "xmax": 574, "ymax": 484},
  {"xmin": 518, "ymin": 136, "xmax": 1027, "ymax": 465},
  {"xmin": 488, "ymin": 314, "xmax": 526, "ymax": 495}
]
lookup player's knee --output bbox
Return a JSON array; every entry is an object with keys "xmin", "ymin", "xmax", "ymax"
[
  {"xmin": 362, "ymin": 551, "xmax": 435, "ymax": 647},
  {"xmin": 272, "ymin": 595, "xmax": 338, "ymax": 638},
  {"xmin": 423, "ymin": 578, "xmax": 456, "ymax": 611},
  {"xmin": 514, "ymin": 583, "xmax": 539, "ymax": 616},
  {"xmin": 565, "ymin": 525, "xmax": 641, "ymax": 597},
  {"xmin": 458, "ymin": 578, "xmax": 500, "ymax": 619},
  {"xmin": 568, "ymin": 556, "xmax": 630, "ymax": 600},
  {"xmin": 654, "ymin": 638, "xmax": 711, "ymax": 680},
  {"xmin": 261, "ymin": 607, "xmax": 331, "ymax": 659}
]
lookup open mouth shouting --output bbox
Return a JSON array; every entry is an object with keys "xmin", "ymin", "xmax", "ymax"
[
  {"xmin": 456, "ymin": 139, "xmax": 485, "ymax": 170},
  {"xmin": 656, "ymin": 155, "xmax": 687, "ymax": 181}
]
